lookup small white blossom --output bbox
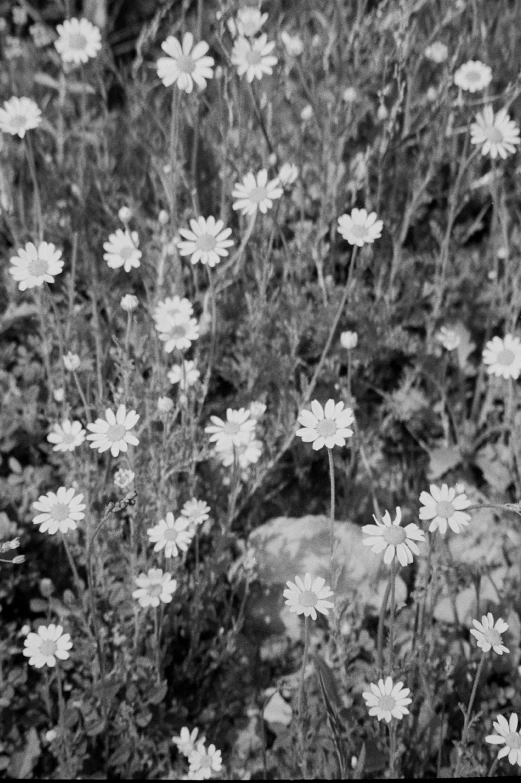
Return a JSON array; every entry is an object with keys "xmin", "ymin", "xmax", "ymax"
[
  {"xmin": 296, "ymin": 399, "xmax": 354, "ymax": 451},
  {"xmin": 470, "ymin": 106, "xmax": 520, "ymax": 160},
  {"xmin": 362, "ymin": 507, "xmax": 425, "ymax": 566},
  {"xmin": 277, "ymin": 162, "xmax": 299, "ymax": 187},
  {"xmin": 177, "ymin": 216, "xmax": 233, "ymax": 267},
  {"xmin": 337, "ymin": 208, "xmax": 383, "ymax": 247},
  {"xmin": 470, "ymin": 613, "xmax": 509, "ymax": 655},
  {"xmin": 120, "ymin": 294, "xmax": 139, "ymax": 312},
  {"xmin": 157, "ymin": 32, "xmax": 214, "ymax": 93},
  {"xmin": 133, "ymin": 568, "xmax": 177, "ymax": 608},
  {"xmin": 436, "ymin": 327, "xmax": 460, "ymax": 351},
  {"xmin": 232, "ymin": 169, "xmax": 283, "ymax": 216},
  {"xmin": 340, "ymin": 331, "xmax": 358, "ymax": 349},
  {"xmin": 283, "ymin": 573, "xmax": 334, "ymax": 621},
  {"xmin": 482, "ymin": 334, "xmax": 521, "ymax": 380},
  {"xmin": 0, "ymin": 96, "xmax": 41, "ymax": 138},
  {"xmin": 47, "ymin": 420, "xmax": 86, "ymax": 452},
  {"xmin": 103, "ymin": 229, "xmax": 141, "ymax": 273},
  {"xmin": 55, "ymin": 17, "xmax": 101, "ymax": 65},
  {"xmin": 205, "ymin": 408, "xmax": 256, "ymax": 449},
  {"xmin": 280, "ymin": 31, "xmax": 303, "ymax": 57},
  {"xmin": 147, "ymin": 512, "xmax": 194, "ymax": 558},
  {"xmin": 362, "ymin": 678, "xmax": 412, "ymax": 723},
  {"xmin": 32, "ymin": 487, "xmax": 86, "ymax": 535},
  {"xmin": 63, "ymin": 352, "xmax": 81, "ymax": 371},
  {"xmin": 419, "ymin": 484, "xmax": 471, "ymax": 535},
  {"xmin": 231, "ymin": 34, "xmax": 277, "ymax": 82},
  {"xmin": 86, "ymin": 405, "xmax": 140, "ymax": 457},
  {"xmin": 173, "ymin": 727, "xmax": 205, "ymax": 758},
  {"xmin": 23, "ymin": 624, "xmax": 73, "ymax": 668},
  {"xmin": 9, "ymin": 242, "xmax": 63, "ymax": 291},
  {"xmin": 180, "ymin": 499, "xmax": 211, "ymax": 528},
  {"xmin": 454, "ymin": 60, "xmax": 492, "ymax": 93},
  {"xmin": 168, "ymin": 360, "xmax": 200, "ymax": 389},
  {"xmin": 424, "ymin": 41, "xmax": 448, "ymax": 63},
  {"xmin": 114, "ymin": 468, "xmax": 134, "ymax": 489}
]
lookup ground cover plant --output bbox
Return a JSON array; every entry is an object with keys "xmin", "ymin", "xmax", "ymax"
[{"xmin": 2, "ymin": 0, "xmax": 521, "ymax": 778}]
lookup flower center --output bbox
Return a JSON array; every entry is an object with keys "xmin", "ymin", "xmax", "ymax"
[
  {"xmin": 465, "ymin": 70, "xmax": 481, "ymax": 83},
  {"xmin": 28, "ymin": 257, "xmax": 48, "ymax": 277},
  {"xmin": 497, "ymin": 348, "xmax": 515, "ymax": 366},
  {"xmin": 68, "ymin": 32, "xmax": 88, "ymax": 51},
  {"xmin": 378, "ymin": 695, "xmax": 396, "ymax": 712},
  {"xmin": 382, "ymin": 526, "xmax": 406, "ymax": 545},
  {"xmin": 507, "ymin": 732, "xmax": 521, "ymax": 750},
  {"xmin": 107, "ymin": 424, "xmax": 127, "ymax": 442},
  {"xmin": 351, "ymin": 224, "xmax": 368, "ymax": 239},
  {"xmin": 298, "ymin": 590, "xmax": 318, "ymax": 607},
  {"xmin": 483, "ymin": 628, "xmax": 502, "ymax": 647},
  {"xmin": 223, "ymin": 421, "xmax": 241, "ymax": 435},
  {"xmin": 62, "ymin": 432, "xmax": 77, "ymax": 444},
  {"xmin": 248, "ymin": 186, "xmax": 268, "ymax": 203},
  {"xmin": 177, "ymin": 54, "xmax": 196, "ymax": 73},
  {"xmin": 11, "ymin": 113, "xmax": 29, "ymax": 131},
  {"xmin": 169, "ymin": 324, "xmax": 188, "ymax": 339},
  {"xmin": 119, "ymin": 245, "xmax": 136, "ymax": 261},
  {"xmin": 148, "ymin": 583, "xmax": 163, "ymax": 597},
  {"xmin": 51, "ymin": 503, "xmax": 70, "ymax": 522},
  {"xmin": 196, "ymin": 234, "xmax": 217, "ymax": 252},
  {"xmin": 39, "ymin": 639, "xmax": 58, "ymax": 656},
  {"xmin": 163, "ymin": 528, "xmax": 179, "ymax": 541},
  {"xmin": 199, "ymin": 753, "xmax": 212, "ymax": 768},
  {"xmin": 486, "ymin": 126, "xmax": 504, "ymax": 144},
  {"xmin": 436, "ymin": 500, "xmax": 455, "ymax": 519},
  {"xmin": 315, "ymin": 419, "xmax": 337, "ymax": 438},
  {"xmin": 246, "ymin": 49, "xmax": 263, "ymax": 66}
]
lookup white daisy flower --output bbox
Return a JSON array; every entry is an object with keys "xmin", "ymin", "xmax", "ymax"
[
  {"xmin": 63, "ymin": 352, "xmax": 80, "ymax": 371},
  {"xmin": 157, "ymin": 32, "xmax": 215, "ymax": 93},
  {"xmin": 86, "ymin": 404, "xmax": 140, "ymax": 457},
  {"xmin": 132, "ymin": 568, "xmax": 177, "ymax": 608},
  {"xmin": 103, "ymin": 229, "xmax": 141, "ymax": 273},
  {"xmin": 486, "ymin": 714, "xmax": 521, "ymax": 765},
  {"xmin": 0, "ymin": 96, "xmax": 42, "ymax": 138},
  {"xmin": 454, "ymin": 60, "xmax": 492, "ymax": 93},
  {"xmin": 362, "ymin": 677, "xmax": 412, "ymax": 723},
  {"xmin": 32, "ymin": 487, "xmax": 86, "ymax": 535},
  {"xmin": 296, "ymin": 399, "xmax": 354, "ymax": 451},
  {"xmin": 337, "ymin": 208, "xmax": 383, "ymax": 247},
  {"xmin": 180, "ymin": 499, "xmax": 211, "ymax": 528},
  {"xmin": 188, "ymin": 742, "xmax": 223, "ymax": 780},
  {"xmin": 114, "ymin": 467, "xmax": 134, "ymax": 489},
  {"xmin": 215, "ymin": 432, "xmax": 263, "ymax": 469},
  {"xmin": 482, "ymin": 334, "xmax": 521, "ymax": 380},
  {"xmin": 280, "ymin": 31, "xmax": 304, "ymax": 57},
  {"xmin": 232, "ymin": 169, "xmax": 283, "ymax": 216},
  {"xmin": 231, "ymin": 34, "xmax": 277, "ymax": 82},
  {"xmin": 155, "ymin": 312, "xmax": 200, "ymax": 353},
  {"xmin": 234, "ymin": 7, "xmax": 268, "ymax": 38},
  {"xmin": 120, "ymin": 294, "xmax": 139, "ymax": 312},
  {"xmin": 277, "ymin": 162, "xmax": 299, "ymax": 188},
  {"xmin": 424, "ymin": 41, "xmax": 448, "ymax": 63},
  {"xmin": 23, "ymin": 624, "xmax": 72, "ymax": 668},
  {"xmin": 47, "ymin": 420, "xmax": 86, "ymax": 452},
  {"xmin": 154, "ymin": 296, "xmax": 194, "ymax": 325},
  {"xmin": 470, "ymin": 106, "xmax": 520, "ymax": 160},
  {"xmin": 55, "ymin": 17, "xmax": 102, "ymax": 65},
  {"xmin": 167, "ymin": 360, "xmax": 200, "ymax": 389},
  {"xmin": 177, "ymin": 216, "xmax": 234, "ymax": 267},
  {"xmin": 340, "ymin": 331, "xmax": 358, "ymax": 349},
  {"xmin": 283, "ymin": 573, "xmax": 334, "ymax": 621},
  {"xmin": 147, "ymin": 512, "xmax": 194, "ymax": 558},
  {"xmin": 205, "ymin": 408, "xmax": 256, "ymax": 449},
  {"xmin": 9, "ymin": 242, "xmax": 64, "ymax": 291},
  {"xmin": 470, "ymin": 613, "xmax": 509, "ymax": 655},
  {"xmin": 53, "ymin": 388, "xmax": 65, "ymax": 402},
  {"xmin": 419, "ymin": 483, "xmax": 472, "ymax": 535},
  {"xmin": 436, "ymin": 326, "xmax": 461, "ymax": 351},
  {"xmin": 173, "ymin": 727, "xmax": 205, "ymax": 758},
  {"xmin": 362, "ymin": 507, "xmax": 425, "ymax": 567}
]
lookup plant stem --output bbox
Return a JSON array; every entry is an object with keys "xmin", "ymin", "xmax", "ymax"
[
  {"xmin": 486, "ymin": 755, "xmax": 499, "ymax": 778},
  {"xmin": 25, "ymin": 134, "xmax": 43, "ymax": 241},
  {"xmin": 154, "ymin": 607, "xmax": 161, "ymax": 684},
  {"xmin": 327, "ymin": 448, "xmax": 336, "ymax": 577},
  {"xmin": 389, "ymin": 559, "xmax": 397, "ymax": 674},
  {"xmin": 298, "ymin": 614, "xmax": 311, "ymax": 778},
  {"xmin": 389, "ymin": 721, "xmax": 397, "ymax": 779},
  {"xmin": 377, "ymin": 566, "xmax": 393, "ymax": 676},
  {"xmin": 55, "ymin": 665, "xmax": 73, "ymax": 777},
  {"xmin": 169, "ymin": 88, "xmax": 181, "ymax": 222},
  {"xmin": 453, "ymin": 651, "xmax": 486, "ymax": 778}
]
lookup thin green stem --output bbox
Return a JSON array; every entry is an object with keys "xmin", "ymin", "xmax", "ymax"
[
  {"xmin": 298, "ymin": 614, "xmax": 311, "ymax": 778},
  {"xmin": 25, "ymin": 134, "xmax": 43, "ymax": 241},
  {"xmin": 389, "ymin": 559, "xmax": 397, "ymax": 674},
  {"xmin": 327, "ymin": 448, "xmax": 335, "ymax": 576},
  {"xmin": 377, "ymin": 566, "xmax": 393, "ymax": 676},
  {"xmin": 453, "ymin": 651, "xmax": 486, "ymax": 778},
  {"xmin": 486, "ymin": 755, "xmax": 499, "ymax": 778},
  {"xmin": 389, "ymin": 721, "xmax": 397, "ymax": 779},
  {"xmin": 154, "ymin": 607, "xmax": 161, "ymax": 684},
  {"xmin": 55, "ymin": 665, "xmax": 73, "ymax": 777}
]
